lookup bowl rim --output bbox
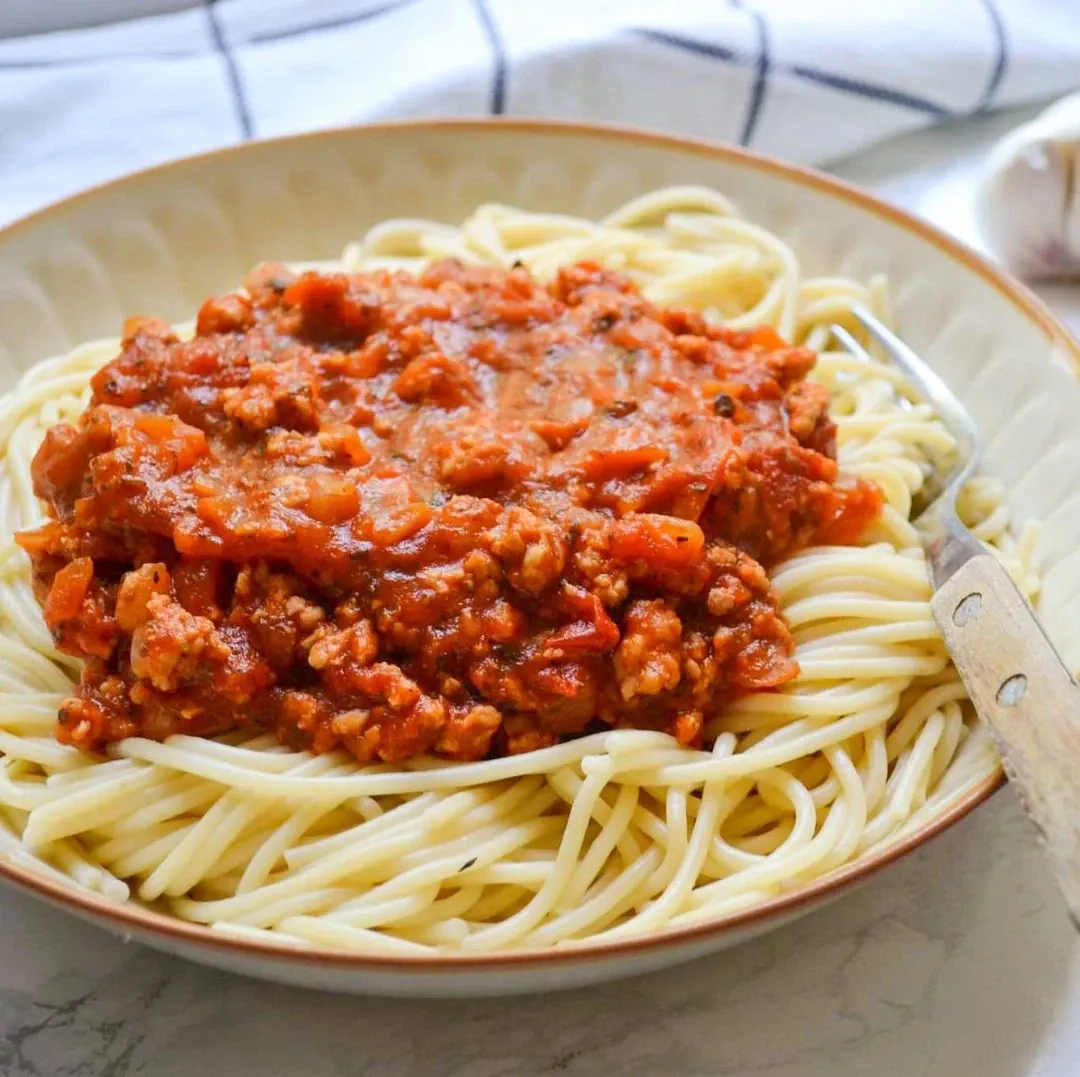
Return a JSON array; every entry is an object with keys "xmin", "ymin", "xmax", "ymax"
[{"xmin": 0, "ymin": 115, "xmax": 1069, "ymax": 974}]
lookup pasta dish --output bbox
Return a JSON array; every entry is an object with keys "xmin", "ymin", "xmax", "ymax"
[{"xmin": 0, "ymin": 188, "xmax": 1038, "ymax": 954}]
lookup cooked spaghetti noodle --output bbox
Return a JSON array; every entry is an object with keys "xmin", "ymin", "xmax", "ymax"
[{"xmin": 0, "ymin": 188, "xmax": 1038, "ymax": 953}]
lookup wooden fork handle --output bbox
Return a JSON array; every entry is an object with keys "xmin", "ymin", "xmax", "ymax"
[{"xmin": 932, "ymin": 553, "xmax": 1080, "ymax": 925}]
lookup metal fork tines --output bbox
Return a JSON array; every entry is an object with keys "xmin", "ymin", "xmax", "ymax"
[{"xmin": 830, "ymin": 307, "xmax": 985, "ymax": 588}]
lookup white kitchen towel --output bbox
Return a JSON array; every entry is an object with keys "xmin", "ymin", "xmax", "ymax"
[{"xmin": 2, "ymin": 0, "xmax": 1080, "ymax": 226}]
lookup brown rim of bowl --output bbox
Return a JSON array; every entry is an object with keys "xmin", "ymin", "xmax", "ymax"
[{"xmin": 0, "ymin": 116, "xmax": 1070, "ymax": 974}]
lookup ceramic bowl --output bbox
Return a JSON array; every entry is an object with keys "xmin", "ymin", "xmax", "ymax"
[{"xmin": 1, "ymin": 119, "xmax": 1078, "ymax": 997}]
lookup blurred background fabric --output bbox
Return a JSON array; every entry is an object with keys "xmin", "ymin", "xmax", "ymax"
[{"xmin": 3, "ymin": 0, "xmax": 1080, "ymax": 225}]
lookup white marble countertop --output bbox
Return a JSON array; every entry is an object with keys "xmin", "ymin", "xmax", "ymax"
[{"xmin": 2, "ymin": 108, "xmax": 1079, "ymax": 1077}]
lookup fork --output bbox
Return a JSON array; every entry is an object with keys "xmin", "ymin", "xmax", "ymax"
[{"xmin": 832, "ymin": 308, "xmax": 1080, "ymax": 926}]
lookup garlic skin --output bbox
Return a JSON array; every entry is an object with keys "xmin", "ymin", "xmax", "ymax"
[{"xmin": 977, "ymin": 92, "xmax": 1080, "ymax": 281}]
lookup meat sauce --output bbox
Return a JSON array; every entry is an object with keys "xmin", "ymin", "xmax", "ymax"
[{"xmin": 17, "ymin": 260, "xmax": 882, "ymax": 762}]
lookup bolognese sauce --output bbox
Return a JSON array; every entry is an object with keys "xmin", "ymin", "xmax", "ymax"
[{"xmin": 17, "ymin": 260, "xmax": 881, "ymax": 763}]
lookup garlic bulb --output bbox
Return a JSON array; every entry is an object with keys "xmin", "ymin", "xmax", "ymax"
[{"xmin": 977, "ymin": 92, "xmax": 1080, "ymax": 280}]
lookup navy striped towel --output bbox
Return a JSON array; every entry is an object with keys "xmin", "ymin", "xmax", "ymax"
[{"xmin": 2, "ymin": 0, "xmax": 1079, "ymax": 224}]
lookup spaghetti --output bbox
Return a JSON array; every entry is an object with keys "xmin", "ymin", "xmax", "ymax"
[{"xmin": 0, "ymin": 188, "xmax": 1039, "ymax": 953}]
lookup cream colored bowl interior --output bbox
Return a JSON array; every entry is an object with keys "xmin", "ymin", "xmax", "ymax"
[{"xmin": 0, "ymin": 120, "xmax": 1077, "ymax": 994}]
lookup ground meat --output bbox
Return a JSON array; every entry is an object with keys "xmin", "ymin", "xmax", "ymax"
[
  {"xmin": 18, "ymin": 259, "xmax": 882, "ymax": 762},
  {"xmin": 129, "ymin": 593, "xmax": 228, "ymax": 692},
  {"xmin": 485, "ymin": 508, "xmax": 567, "ymax": 595},
  {"xmin": 114, "ymin": 563, "xmax": 171, "ymax": 632},
  {"xmin": 614, "ymin": 600, "xmax": 683, "ymax": 701}
]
